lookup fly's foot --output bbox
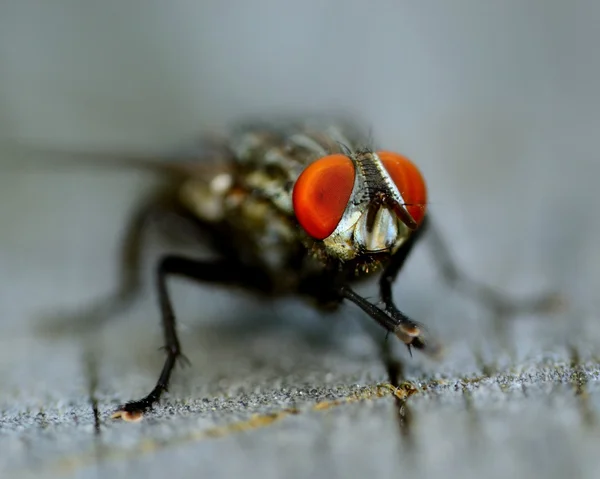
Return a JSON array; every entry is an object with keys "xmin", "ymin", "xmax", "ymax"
[
  {"xmin": 111, "ymin": 407, "xmax": 145, "ymax": 423},
  {"xmin": 387, "ymin": 307, "xmax": 443, "ymax": 358},
  {"xmin": 111, "ymin": 386, "xmax": 164, "ymax": 422},
  {"xmin": 112, "ymin": 399, "xmax": 155, "ymax": 422},
  {"xmin": 392, "ymin": 319, "xmax": 421, "ymax": 345},
  {"xmin": 385, "ymin": 304, "xmax": 422, "ymax": 344},
  {"xmin": 398, "ymin": 328, "xmax": 444, "ymax": 359}
]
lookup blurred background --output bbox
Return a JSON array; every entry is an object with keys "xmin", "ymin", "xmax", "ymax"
[
  {"xmin": 0, "ymin": 1, "xmax": 599, "ymax": 476},
  {"xmin": 1, "ymin": 0, "xmax": 599, "ymax": 336}
]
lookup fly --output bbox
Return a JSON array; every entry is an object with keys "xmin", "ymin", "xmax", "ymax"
[{"xmin": 8, "ymin": 116, "xmax": 559, "ymax": 421}]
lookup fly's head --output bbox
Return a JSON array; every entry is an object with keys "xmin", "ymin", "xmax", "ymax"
[{"xmin": 292, "ymin": 147, "xmax": 427, "ymax": 266}]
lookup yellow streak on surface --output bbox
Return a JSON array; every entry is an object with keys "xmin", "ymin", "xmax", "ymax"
[{"xmin": 54, "ymin": 383, "xmax": 417, "ymax": 473}]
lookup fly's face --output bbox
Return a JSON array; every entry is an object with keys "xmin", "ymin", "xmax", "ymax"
[{"xmin": 292, "ymin": 148, "xmax": 427, "ymax": 262}]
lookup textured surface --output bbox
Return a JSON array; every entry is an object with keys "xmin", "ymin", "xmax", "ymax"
[{"xmin": 1, "ymin": 1, "xmax": 600, "ymax": 479}]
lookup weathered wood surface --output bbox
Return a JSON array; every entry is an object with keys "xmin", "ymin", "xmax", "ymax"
[
  {"xmin": 1, "ymin": 2, "xmax": 600, "ymax": 478},
  {"xmin": 1, "ymin": 150, "xmax": 599, "ymax": 479}
]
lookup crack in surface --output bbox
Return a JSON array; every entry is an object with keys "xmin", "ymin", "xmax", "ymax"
[
  {"xmin": 51, "ymin": 382, "xmax": 410, "ymax": 474},
  {"xmin": 460, "ymin": 385, "xmax": 481, "ymax": 447},
  {"xmin": 380, "ymin": 341, "xmax": 417, "ymax": 447},
  {"xmin": 83, "ymin": 348, "xmax": 102, "ymax": 436},
  {"xmin": 15, "ymin": 359, "xmax": 599, "ymax": 476},
  {"xmin": 473, "ymin": 347, "xmax": 497, "ymax": 378},
  {"xmin": 34, "ymin": 410, "xmax": 49, "ymax": 430},
  {"xmin": 569, "ymin": 346, "xmax": 596, "ymax": 428}
]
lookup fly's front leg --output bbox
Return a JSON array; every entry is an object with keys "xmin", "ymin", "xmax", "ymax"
[
  {"xmin": 315, "ymin": 221, "xmax": 434, "ymax": 355},
  {"xmin": 426, "ymin": 217, "xmax": 561, "ymax": 315},
  {"xmin": 112, "ymin": 255, "xmax": 272, "ymax": 421},
  {"xmin": 378, "ymin": 217, "xmax": 430, "ymax": 353},
  {"xmin": 298, "ymin": 269, "xmax": 427, "ymax": 353},
  {"xmin": 339, "ymin": 285, "xmax": 428, "ymax": 355}
]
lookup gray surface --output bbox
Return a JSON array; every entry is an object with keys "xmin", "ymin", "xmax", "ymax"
[{"xmin": 1, "ymin": 1, "xmax": 600, "ymax": 478}]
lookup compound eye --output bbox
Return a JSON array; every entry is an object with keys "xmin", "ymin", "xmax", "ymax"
[
  {"xmin": 377, "ymin": 151, "xmax": 427, "ymax": 226},
  {"xmin": 292, "ymin": 154, "xmax": 355, "ymax": 240}
]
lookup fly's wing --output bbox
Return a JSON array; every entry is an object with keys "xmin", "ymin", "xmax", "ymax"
[
  {"xmin": 1, "ymin": 115, "xmax": 373, "ymax": 180},
  {"xmin": 0, "ymin": 131, "xmax": 235, "ymax": 180},
  {"xmin": 228, "ymin": 115, "xmax": 374, "ymax": 166}
]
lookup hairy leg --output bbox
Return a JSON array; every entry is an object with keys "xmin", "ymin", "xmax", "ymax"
[
  {"xmin": 113, "ymin": 255, "xmax": 272, "ymax": 420},
  {"xmin": 39, "ymin": 186, "xmax": 219, "ymax": 335},
  {"xmin": 373, "ymin": 214, "xmax": 559, "ymax": 355}
]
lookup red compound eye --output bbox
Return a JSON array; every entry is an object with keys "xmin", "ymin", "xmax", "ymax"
[
  {"xmin": 377, "ymin": 151, "xmax": 427, "ymax": 226},
  {"xmin": 292, "ymin": 154, "xmax": 355, "ymax": 240}
]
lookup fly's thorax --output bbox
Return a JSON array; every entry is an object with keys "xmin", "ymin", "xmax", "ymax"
[{"xmin": 179, "ymin": 162, "xmax": 304, "ymax": 275}]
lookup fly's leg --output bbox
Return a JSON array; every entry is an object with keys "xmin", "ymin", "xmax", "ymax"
[
  {"xmin": 376, "ymin": 213, "xmax": 560, "ymax": 354},
  {"xmin": 40, "ymin": 187, "xmax": 223, "ymax": 336},
  {"xmin": 38, "ymin": 188, "xmax": 180, "ymax": 335},
  {"xmin": 378, "ymin": 217, "xmax": 431, "ymax": 354},
  {"xmin": 339, "ymin": 285, "xmax": 430, "ymax": 354},
  {"xmin": 425, "ymin": 217, "xmax": 561, "ymax": 315},
  {"xmin": 112, "ymin": 255, "xmax": 272, "ymax": 420},
  {"xmin": 79, "ymin": 193, "xmax": 165, "ymax": 319},
  {"xmin": 297, "ymin": 227, "xmax": 433, "ymax": 355}
]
